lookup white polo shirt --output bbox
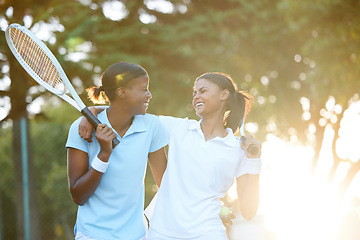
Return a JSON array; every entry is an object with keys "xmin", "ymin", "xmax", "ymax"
[{"xmin": 147, "ymin": 116, "xmax": 261, "ymax": 238}]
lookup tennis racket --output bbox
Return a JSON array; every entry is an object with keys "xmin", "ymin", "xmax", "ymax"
[
  {"xmin": 5, "ymin": 23, "xmax": 120, "ymax": 148},
  {"xmin": 239, "ymin": 120, "xmax": 260, "ymax": 157}
]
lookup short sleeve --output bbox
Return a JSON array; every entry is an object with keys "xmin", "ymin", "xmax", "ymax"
[
  {"xmin": 65, "ymin": 117, "xmax": 89, "ymax": 153},
  {"xmin": 235, "ymin": 155, "xmax": 262, "ymax": 178},
  {"xmin": 149, "ymin": 116, "xmax": 169, "ymax": 153},
  {"xmin": 158, "ymin": 115, "xmax": 189, "ymax": 137}
]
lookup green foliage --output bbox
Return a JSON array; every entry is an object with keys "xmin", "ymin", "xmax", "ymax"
[
  {"xmin": 31, "ymin": 107, "xmax": 78, "ymax": 239},
  {"xmin": 0, "ymin": 124, "xmax": 15, "ymax": 201},
  {"xmin": 1, "ymin": 0, "xmax": 360, "ymax": 238}
]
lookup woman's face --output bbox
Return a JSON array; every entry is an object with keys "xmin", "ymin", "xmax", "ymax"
[
  {"xmin": 123, "ymin": 75, "xmax": 152, "ymax": 115},
  {"xmin": 192, "ymin": 78, "xmax": 228, "ymax": 118}
]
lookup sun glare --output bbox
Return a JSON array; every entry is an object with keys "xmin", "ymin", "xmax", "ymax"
[
  {"xmin": 256, "ymin": 100, "xmax": 360, "ymax": 240},
  {"xmin": 336, "ymin": 100, "xmax": 360, "ymax": 162},
  {"xmin": 260, "ymin": 135, "xmax": 343, "ymax": 240}
]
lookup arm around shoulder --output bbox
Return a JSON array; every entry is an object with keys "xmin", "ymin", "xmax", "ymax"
[
  {"xmin": 147, "ymin": 115, "xmax": 169, "ymax": 187},
  {"xmin": 148, "ymin": 147, "xmax": 167, "ymax": 187}
]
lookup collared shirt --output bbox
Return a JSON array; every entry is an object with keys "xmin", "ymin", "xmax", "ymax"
[
  {"xmin": 148, "ymin": 116, "xmax": 261, "ymax": 238},
  {"xmin": 66, "ymin": 112, "xmax": 168, "ymax": 240}
]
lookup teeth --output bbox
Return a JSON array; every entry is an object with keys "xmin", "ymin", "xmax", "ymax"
[
  {"xmin": 196, "ymin": 103, "xmax": 204, "ymax": 107},
  {"xmin": 144, "ymin": 103, "xmax": 149, "ymax": 106}
]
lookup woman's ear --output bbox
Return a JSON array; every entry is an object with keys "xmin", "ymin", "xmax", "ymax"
[
  {"xmin": 116, "ymin": 87, "xmax": 126, "ymax": 99},
  {"xmin": 221, "ymin": 89, "xmax": 230, "ymax": 101}
]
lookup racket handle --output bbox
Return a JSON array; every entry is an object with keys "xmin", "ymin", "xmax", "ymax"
[
  {"xmin": 240, "ymin": 136, "xmax": 260, "ymax": 156},
  {"xmin": 81, "ymin": 107, "xmax": 120, "ymax": 148}
]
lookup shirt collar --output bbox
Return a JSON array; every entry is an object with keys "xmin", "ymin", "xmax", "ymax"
[
  {"xmin": 187, "ymin": 118, "xmax": 199, "ymax": 130},
  {"xmin": 98, "ymin": 111, "xmax": 147, "ymax": 138},
  {"xmin": 124, "ymin": 115, "xmax": 147, "ymax": 136},
  {"xmin": 187, "ymin": 119, "xmax": 239, "ymax": 148}
]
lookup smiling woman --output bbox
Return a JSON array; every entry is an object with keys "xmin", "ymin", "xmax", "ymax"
[{"xmin": 66, "ymin": 62, "xmax": 168, "ymax": 240}]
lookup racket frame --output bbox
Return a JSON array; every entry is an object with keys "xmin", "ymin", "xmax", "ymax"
[
  {"xmin": 5, "ymin": 23, "xmax": 120, "ymax": 147},
  {"xmin": 5, "ymin": 23, "xmax": 84, "ymax": 111}
]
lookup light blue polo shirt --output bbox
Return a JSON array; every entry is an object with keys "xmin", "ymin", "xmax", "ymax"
[{"xmin": 66, "ymin": 111, "xmax": 168, "ymax": 240}]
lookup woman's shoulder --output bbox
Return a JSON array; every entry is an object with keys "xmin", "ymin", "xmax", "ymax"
[
  {"xmin": 158, "ymin": 115, "xmax": 196, "ymax": 126},
  {"xmin": 134, "ymin": 114, "xmax": 164, "ymax": 129},
  {"xmin": 68, "ymin": 117, "xmax": 83, "ymax": 131},
  {"xmin": 136, "ymin": 113, "xmax": 160, "ymax": 123},
  {"xmin": 136, "ymin": 114, "xmax": 188, "ymax": 125},
  {"xmin": 137, "ymin": 114, "xmax": 199, "ymax": 130}
]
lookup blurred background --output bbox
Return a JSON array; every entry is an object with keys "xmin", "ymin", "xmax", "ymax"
[{"xmin": 0, "ymin": 0, "xmax": 359, "ymax": 239}]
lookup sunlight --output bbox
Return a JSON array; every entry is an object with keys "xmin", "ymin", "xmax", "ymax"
[
  {"xmin": 0, "ymin": 96, "xmax": 10, "ymax": 121},
  {"xmin": 256, "ymin": 99, "xmax": 360, "ymax": 240},
  {"xmin": 102, "ymin": 1, "xmax": 128, "ymax": 21},
  {"xmin": 261, "ymin": 135, "xmax": 344, "ymax": 240},
  {"xmin": 336, "ymin": 100, "xmax": 360, "ymax": 162},
  {"xmin": 145, "ymin": 0, "xmax": 174, "ymax": 13},
  {"xmin": 226, "ymin": 100, "xmax": 360, "ymax": 240}
]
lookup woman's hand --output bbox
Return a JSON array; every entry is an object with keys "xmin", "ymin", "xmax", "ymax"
[
  {"xmin": 220, "ymin": 206, "xmax": 236, "ymax": 229},
  {"xmin": 95, "ymin": 124, "xmax": 116, "ymax": 160},
  {"xmin": 79, "ymin": 107, "xmax": 97, "ymax": 142},
  {"xmin": 240, "ymin": 136, "xmax": 261, "ymax": 158}
]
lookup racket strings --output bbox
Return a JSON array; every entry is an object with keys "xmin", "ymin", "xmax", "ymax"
[{"xmin": 9, "ymin": 28, "xmax": 65, "ymax": 92}]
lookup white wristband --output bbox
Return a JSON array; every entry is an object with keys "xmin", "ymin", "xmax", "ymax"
[{"xmin": 91, "ymin": 156, "xmax": 109, "ymax": 173}]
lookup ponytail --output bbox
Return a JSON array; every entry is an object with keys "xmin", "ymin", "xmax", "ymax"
[
  {"xmin": 86, "ymin": 86, "xmax": 109, "ymax": 104},
  {"xmin": 225, "ymin": 91, "xmax": 253, "ymax": 133}
]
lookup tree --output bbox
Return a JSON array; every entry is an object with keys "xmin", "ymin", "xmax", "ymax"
[
  {"xmin": 1, "ymin": 0, "xmax": 360, "ymax": 238},
  {"xmin": 0, "ymin": 1, "xmax": 194, "ymax": 238},
  {"xmin": 145, "ymin": 0, "xmax": 360, "ymax": 199},
  {"xmin": 0, "ymin": 1, "xmax": 104, "ymax": 239}
]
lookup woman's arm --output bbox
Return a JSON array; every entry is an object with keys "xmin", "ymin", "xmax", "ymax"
[
  {"xmin": 236, "ymin": 173, "xmax": 260, "ymax": 220},
  {"xmin": 79, "ymin": 106, "xmax": 107, "ymax": 142},
  {"xmin": 67, "ymin": 124, "xmax": 115, "ymax": 205},
  {"xmin": 148, "ymin": 147, "xmax": 167, "ymax": 187},
  {"xmin": 236, "ymin": 136, "xmax": 261, "ymax": 220}
]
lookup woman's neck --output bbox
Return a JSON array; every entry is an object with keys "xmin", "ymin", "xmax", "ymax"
[
  {"xmin": 107, "ymin": 104, "xmax": 134, "ymax": 138},
  {"xmin": 200, "ymin": 116, "xmax": 227, "ymax": 141}
]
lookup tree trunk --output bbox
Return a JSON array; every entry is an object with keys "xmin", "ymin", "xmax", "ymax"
[
  {"xmin": 12, "ymin": 116, "xmax": 41, "ymax": 240},
  {"xmin": 9, "ymin": 58, "xmax": 41, "ymax": 239}
]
